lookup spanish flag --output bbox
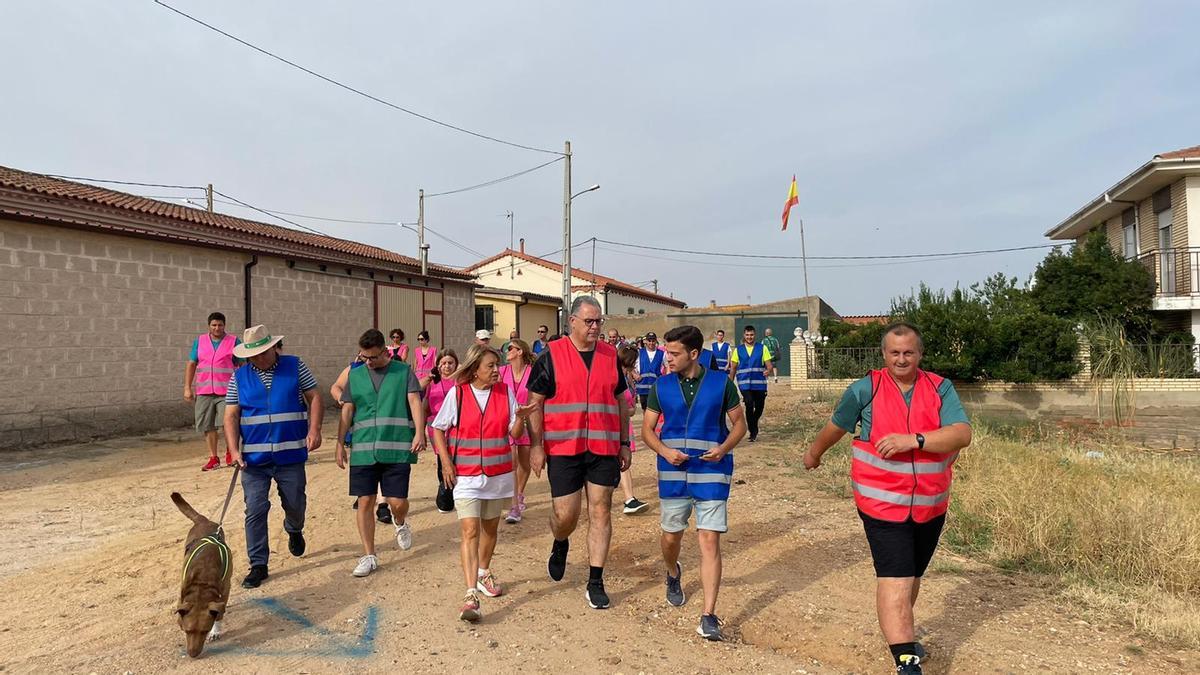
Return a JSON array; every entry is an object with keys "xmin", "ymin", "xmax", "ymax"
[{"xmin": 781, "ymin": 175, "xmax": 799, "ymax": 231}]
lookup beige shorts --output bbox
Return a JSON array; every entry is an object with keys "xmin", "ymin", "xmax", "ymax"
[
  {"xmin": 194, "ymin": 394, "xmax": 225, "ymax": 433},
  {"xmin": 456, "ymin": 497, "xmax": 508, "ymax": 521}
]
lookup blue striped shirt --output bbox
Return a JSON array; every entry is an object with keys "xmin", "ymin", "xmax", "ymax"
[{"xmin": 225, "ymin": 358, "xmax": 318, "ymax": 406}]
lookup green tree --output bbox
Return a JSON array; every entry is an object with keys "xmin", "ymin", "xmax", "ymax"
[
  {"xmin": 891, "ymin": 284, "xmax": 992, "ymax": 380},
  {"xmin": 1031, "ymin": 231, "xmax": 1156, "ymax": 337}
]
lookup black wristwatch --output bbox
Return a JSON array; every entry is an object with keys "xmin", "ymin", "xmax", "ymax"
[{"xmin": 915, "ymin": 433, "xmax": 925, "ymax": 450}]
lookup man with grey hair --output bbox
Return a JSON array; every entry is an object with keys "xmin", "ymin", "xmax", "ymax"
[
  {"xmin": 524, "ymin": 296, "xmax": 632, "ymax": 610},
  {"xmin": 803, "ymin": 321, "xmax": 971, "ymax": 674}
]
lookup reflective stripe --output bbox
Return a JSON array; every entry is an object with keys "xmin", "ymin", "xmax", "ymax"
[
  {"xmin": 737, "ymin": 367, "xmax": 766, "ymax": 374},
  {"xmin": 202, "ymin": 367, "xmax": 237, "ymax": 374},
  {"xmin": 352, "ymin": 417, "xmax": 415, "ymax": 430},
  {"xmin": 353, "ymin": 440, "xmax": 413, "ymax": 452},
  {"xmin": 480, "ymin": 453, "xmax": 512, "ymax": 466},
  {"xmin": 658, "ymin": 471, "xmax": 731, "ymax": 484},
  {"xmin": 242, "ymin": 411, "xmax": 309, "ymax": 425},
  {"xmin": 544, "ymin": 429, "xmax": 622, "ymax": 442},
  {"xmin": 544, "ymin": 403, "xmax": 621, "ymax": 415},
  {"xmin": 739, "ymin": 378, "xmax": 768, "ymax": 385},
  {"xmin": 660, "ymin": 437, "xmax": 720, "ymax": 451},
  {"xmin": 454, "ymin": 438, "xmax": 512, "ymax": 449},
  {"xmin": 851, "ymin": 448, "xmax": 956, "ymax": 475},
  {"xmin": 243, "ymin": 439, "xmax": 307, "ymax": 453},
  {"xmin": 852, "ymin": 481, "xmax": 948, "ymax": 507}
]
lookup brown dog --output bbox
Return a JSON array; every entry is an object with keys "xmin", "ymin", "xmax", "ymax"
[{"xmin": 171, "ymin": 492, "xmax": 232, "ymax": 658}]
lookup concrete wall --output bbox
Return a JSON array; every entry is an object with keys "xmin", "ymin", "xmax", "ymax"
[
  {"xmin": 603, "ymin": 296, "xmax": 833, "ymax": 342},
  {"xmin": 604, "ymin": 289, "xmax": 684, "ymax": 316},
  {"xmin": 473, "ymin": 253, "xmax": 682, "ymax": 314},
  {"xmin": 0, "ymin": 218, "xmax": 475, "ymax": 448}
]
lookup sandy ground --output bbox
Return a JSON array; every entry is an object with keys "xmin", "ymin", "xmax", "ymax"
[{"xmin": 0, "ymin": 386, "xmax": 1196, "ymax": 674}]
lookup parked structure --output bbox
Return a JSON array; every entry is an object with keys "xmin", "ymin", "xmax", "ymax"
[
  {"xmin": 0, "ymin": 167, "xmax": 476, "ymax": 447},
  {"xmin": 473, "ymin": 287, "xmax": 562, "ymax": 341},
  {"xmin": 1045, "ymin": 145, "xmax": 1200, "ymax": 344},
  {"xmin": 465, "ymin": 242, "xmax": 686, "ymax": 319}
]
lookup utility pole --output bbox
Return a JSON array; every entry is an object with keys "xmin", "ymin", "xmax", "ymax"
[
  {"xmin": 652, "ymin": 279, "xmax": 659, "ymax": 294},
  {"xmin": 798, "ymin": 217, "xmax": 810, "ymax": 297},
  {"xmin": 508, "ymin": 210, "xmax": 515, "ymax": 278},
  {"xmin": 418, "ymin": 189, "xmax": 428, "ymax": 277},
  {"xmin": 206, "ymin": 183, "xmax": 213, "ymax": 213},
  {"xmin": 590, "ymin": 237, "xmax": 597, "ymax": 297},
  {"xmin": 561, "ymin": 140, "xmax": 572, "ymax": 318}
]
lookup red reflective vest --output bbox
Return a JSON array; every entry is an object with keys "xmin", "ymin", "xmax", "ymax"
[
  {"xmin": 195, "ymin": 334, "xmax": 237, "ymax": 396},
  {"xmin": 543, "ymin": 338, "xmax": 622, "ymax": 457},
  {"xmin": 850, "ymin": 369, "xmax": 958, "ymax": 523},
  {"xmin": 450, "ymin": 382, "xmax": 514, "ymax": 477}
]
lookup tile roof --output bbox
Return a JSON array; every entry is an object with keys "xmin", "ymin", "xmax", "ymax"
[
  {"xmin": 1156, "ymin": 145, "xmax": 1200, "ymax": 160},
  {"xmin": 0, "ymin": 166, "xmax": 472, "ymax": 280},
  {"xmin": 467, "ymin": 248, "xmax": 686, "ymax": 308}
]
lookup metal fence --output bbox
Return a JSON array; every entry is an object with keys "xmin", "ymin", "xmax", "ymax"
[
  {"xmin": 1126, "ymin": 343, "xmax": 1200, "ymax": 378},
  {"xmin": 1136, "ymin": 247, "xmax": 1200, "ymax": 297},
  {"xmin": 809, "ymin": 347, "xmax": 881, "ymax": 379}
]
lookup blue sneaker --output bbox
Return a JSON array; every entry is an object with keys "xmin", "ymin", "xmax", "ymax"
[
  {"xmin": 696, "ymin": 613, "xmax": 723, "ymax": 641},
  {"xmin": 665, "ymin": 562, "xmax": 685, "ymax": 607}
]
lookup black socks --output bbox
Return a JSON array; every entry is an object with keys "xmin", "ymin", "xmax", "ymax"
[
  {"xmin": 588, "ymin": 565, "xmax": 603, "ymax": 582},
  {"xmin": 889, "ymin": 642, "xmax": 918, "ymax": 666}
]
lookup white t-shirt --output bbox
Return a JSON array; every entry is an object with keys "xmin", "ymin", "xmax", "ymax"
[{"xmin": 431, "ymin": 383, "xmax": 517, "ymax": 500}]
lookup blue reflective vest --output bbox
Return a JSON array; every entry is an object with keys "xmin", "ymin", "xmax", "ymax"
[
  {"xmin": 698, "ymin": 348, "xmax": 714, "ymax": 371},
  {"xmin": 636, "ymin": 348, "xmax": 665, "ymax": 396},
  {"xmin": 735, "ymin": 343, "xmax": 767, "ymax": 392},
  {"xmin": 710, "ymin": 342, "xmax": 730, "ymax": 371},
  {"xmin": 655, "ymin": 367, "xmax": 732, "ymax": 501},
  {"xmin": 235, "ymin": 355, "xmax": 309, "ymax": 466}
]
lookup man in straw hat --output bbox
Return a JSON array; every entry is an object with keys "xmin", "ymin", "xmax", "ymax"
[{"xmin": 223, "ymin": 324, "xmax": 325, "ymax": 589}]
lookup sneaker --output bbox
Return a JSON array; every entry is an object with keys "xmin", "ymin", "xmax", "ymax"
[
  {"xmin": 241, "ymin": 565, "xmax": 268, "ymax": 588},
  {"xmin": 223, "ymin": 450, "xmax": 234, "ymax": 467},
  {"xmin": 547, "ymin": 540, "xmax": 569, "ymax": 582},
  {"xmin": 202, "ymin": 456, "xmax": 220, "ymax": 471},
  {"xmin": 476, "ymin": 571, "xmax": 504, "ymax": 597},
  {"xmin": 287, "ymin": 531, "xmax": 306, "ymax": 557},
  {"xmin": 585, "ymin": 579, "xmax": 610, "ymax": 609},
  {"xmin": 696, "ymin": 613, "xmax": 723, "ymax": 641},
  {"xmin": 623, "ymin": 497, "xmax": 650, "ymax": 515},
  {"xmin": 896, "ymin": 654, "xmax": 923, "ymax": 674},
  {"xmin": 665, "ymin": 562, "xmax": 685, "ymax": 607},
  {"xmin": 351, "ymin": 499, "xmax": 359, "ymax": 510},
  {"xmin": 914, "ymin": 643, "xmax": 927, "ymax": 660},
  {"xmin": 504, "ymin": 505, "xmax": 522, "ymax": 524},
  {"xmin": 394, "ymin": 522, "xmax": 413, "ymax": 550},
  {"xmin": 352, "ymin": 554, "xmax": 378, "ymax": 577},
  {"xmin": 459, "ymin": 590, "xmax": 481, "ymax": 622},
  {"xmin": 376, "ymin": 503, "xmax": 393, "ymax": 524},
  {"xmin": 517, "ymin": 493, "xmax": 527, "ymax": 515},
  {"xmin": 748, "ymin": 435, "xmax": 757, "ymax": 443}
]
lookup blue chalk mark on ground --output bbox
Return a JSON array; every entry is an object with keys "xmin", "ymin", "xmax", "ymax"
[{"xmin": 203, "ymin": 598, "xmax": 378, "ymax": 659}]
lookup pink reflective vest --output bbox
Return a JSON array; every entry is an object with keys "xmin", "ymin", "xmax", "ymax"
[{"xmin": 195, "ymin": 334, "xmax": 237, "ymax": 396}]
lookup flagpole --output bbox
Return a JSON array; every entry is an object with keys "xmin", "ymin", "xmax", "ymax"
[{"xmin": 799, "ymin": 217, "xmax": 810, "ymax": 297}]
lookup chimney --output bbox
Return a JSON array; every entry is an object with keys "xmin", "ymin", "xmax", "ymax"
[
  {"xmin": 709, "ymin": 300, "xmax": 717, "ymax": 308},
  {"xmin": 519, "ymin": 238, "xmax": 525, "ymax": 254}
]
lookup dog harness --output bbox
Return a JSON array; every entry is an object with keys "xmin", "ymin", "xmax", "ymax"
[{"xmin": 182, "ymin": 533, "xmax": 231, "ymax": 585}]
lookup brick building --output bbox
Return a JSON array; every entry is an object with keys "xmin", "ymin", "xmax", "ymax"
[{"xmin": 0, "ymin": 167, "xmax": 476, "ymax": 448}]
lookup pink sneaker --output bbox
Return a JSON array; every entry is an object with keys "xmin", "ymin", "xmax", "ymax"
[
  {"xmin": 517, "ymin": 493, "xmax": 527, "ymax": 515},
  {"xmin": 476, "ymin": 571, "xmax": 504, "ymax": 597},
  {"xmin": 504, "ymin": 505, "xmax": 522, "ymax": 524},
  {"xmin": 459, "ymin": 590, "xmax": 481, "ymax": 622}
]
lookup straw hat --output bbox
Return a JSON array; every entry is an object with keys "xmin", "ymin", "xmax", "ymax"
[{"xmin": 233, "ymin": 324, "xmax": 284, "ymax": 358}]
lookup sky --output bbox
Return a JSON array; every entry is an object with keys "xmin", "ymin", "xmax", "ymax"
[{"xmin": 4, "ymin": 1, "xmax": 1199, "ymax": 314}]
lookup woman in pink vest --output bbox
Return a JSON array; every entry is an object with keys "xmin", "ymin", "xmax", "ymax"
[
  {"xmin": 388, "ymin": 328, "xmax": 409, "ymax": 363},
  {"xmin": 183, "ymin": 312, "xmax": 240, "ymax": 471},
  {"xmin": 803, "ymin": 322, "xmax": 971, "ymax": 674},
  {"xmin": 413, "ymin": 330, "xmax": 438, "ymax": 386},
  {"xmin": 425, "ymin": 350, "xmax": 459, "ymax": 514},
  {"xmin": 430, "ymin": 344, "xmax": 530, "ymax": 623},
  {"xmin": 501, "ymin": 339, "xmax": 534, "ymax": 524}
]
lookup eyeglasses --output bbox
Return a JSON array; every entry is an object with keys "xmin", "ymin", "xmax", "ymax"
[
  {"xmin": 537, "ymin": 329, "xmax": 547, "ymax": 334},
  {"xmin": 418, "ymin": 337, "xmax": 428, "ymax": 342},
  {"xmin": 390, "ymin": 335, "xmax": 401, "ymax": 340},
  {"xmin": 358, "ymin": 352, "xmax": 389, "ymax": 363},
  {"xmin": 573, "ymin": 317, "xmax": 604, "ymax": 327}
]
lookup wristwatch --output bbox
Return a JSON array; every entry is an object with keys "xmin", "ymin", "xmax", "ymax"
[{"xmin": 915, "ymin": 433, "xmax": 925, "ymax": 450}]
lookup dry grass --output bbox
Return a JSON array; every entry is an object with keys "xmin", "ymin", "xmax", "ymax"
[{"xmin": 787, "ymin": 398, "xmax": 1200, "ymax": 647}]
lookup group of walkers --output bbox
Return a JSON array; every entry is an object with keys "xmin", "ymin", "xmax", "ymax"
[{"xmin": 184, "ymin": 303, "xmax": 969, "ymax": 672}]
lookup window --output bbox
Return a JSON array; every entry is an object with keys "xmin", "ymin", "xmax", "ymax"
[
  {"xmin": 1121, "ymin": 208, "xmax": 1137, "ymax": 259},
  {"xmin": 1154, "ymin": 187, "xmax": 1175, "ymax": 294},
  {"xmin": 475, "ymin": 304, "xmax": 495, "ymax": 332},
  {"xmin": 626, "ymin": 307, "xmax": 634, "ymax": 314},
  {"xmin": 638, "ymin": 309, "xmax": 646, "ymax": 315}
]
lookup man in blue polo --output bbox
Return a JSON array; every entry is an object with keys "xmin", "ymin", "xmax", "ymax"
[
  {"xmin": 643, "ymin": 325, "xmax": 746, "ymax": 642},
  {"xmin": 224, "ymin": 324, "xmax": 324, "ymax": 589},
  {"xmin": 633, "ymin": 331, "xmax": 666, "ymax": 410}
]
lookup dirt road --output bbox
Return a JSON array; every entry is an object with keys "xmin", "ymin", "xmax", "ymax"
[{"xmin": 0, "ymin": 388, "xmax": 1194, "ymax": 673}]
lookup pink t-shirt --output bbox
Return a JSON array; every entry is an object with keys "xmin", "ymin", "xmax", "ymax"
[
  {"xmin": 499, "ymin": 364, "xmax": 532, "ymax": 445},
  {"xmin": 426, "ymin": 378, "xmax": 455, "ymax": 439}
]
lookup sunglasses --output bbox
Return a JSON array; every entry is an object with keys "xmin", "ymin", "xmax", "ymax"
[
  {"xmin": 418, "ymin": 337, "xmax": 428, "ymax": 342},
  {"xmin": 358, "ymin": 351, "xmax": 389, "ymax": 363}
]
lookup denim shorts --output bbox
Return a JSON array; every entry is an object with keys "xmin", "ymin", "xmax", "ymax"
[{"xmin": 660, "ymin": 497, "xmax": 728, "ymax": 533}]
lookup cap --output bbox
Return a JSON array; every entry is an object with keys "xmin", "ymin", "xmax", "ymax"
[
  {"xmin": 475, "ymin": 329, "xmax": 491, "ymax": 340},
  {"xmin": 645, "ymin": 332, "xmax": 658, "ymax": 340}
]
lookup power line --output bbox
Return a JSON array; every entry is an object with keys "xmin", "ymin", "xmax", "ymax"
[
  {"xmin": 593, "ymin": 237, "xmax": 1059, "ymax": 261},
  {"xmin": 426, "ymin": 156, "xmax": 564, "ymax": 197},
  {"xmin": 41, "ymin": 173, "xmax": 206, "ymax": 190},
  {"xmin": 593, "ymin": 244, "xmax": 1009, "ymax": 270},
  {"xmin": 211, "ymin": 189, "xmax": 335, "ymax": 238},
  {"xmin": 153, "ymin": 0, "xmax": 562, "ymax": 156},
  {"xmin": 210, "ymin": 198, "xmax": 399, "ymax": 225}
]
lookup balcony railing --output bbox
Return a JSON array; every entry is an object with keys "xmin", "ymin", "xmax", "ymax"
[{"xmin": 1136, "ymin": 247, "xmax": 1200, "ymax": 297}]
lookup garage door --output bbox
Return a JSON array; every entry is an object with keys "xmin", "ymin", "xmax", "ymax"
[
  {"xmin": 376, "ymin": 283, "xmax": 444, "ymax": 347},
  {"xmin": 734, "ymin": 313, "xmax": 809, "ymax": 377}
]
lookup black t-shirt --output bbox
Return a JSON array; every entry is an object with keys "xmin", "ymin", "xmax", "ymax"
[{"xmin": 527, "ymin": 343, "xmax": 628, "ymax": 399}]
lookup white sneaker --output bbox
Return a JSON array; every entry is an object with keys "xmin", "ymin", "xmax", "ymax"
[
  {"xmin": 395, "ymin": 522, "xmax": 413, "ymax": 550},
  {"xmin": 352, "ymin": 554, "xmax": 378, "ymax": 577}
]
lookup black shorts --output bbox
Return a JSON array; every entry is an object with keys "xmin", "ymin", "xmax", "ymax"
[
  {"xmin": 547, "ymin": 452, "xmax": 620, "ymax": 498},
  {"xmin": 638, "ymin": 394, "xmax": 649, "ymax": 410},
  {"xmin": 859, "ymin": 510, "xmax": 946, "ymax": 578},
  {"xmin": 349, "ymin": 462, "xmax": 413, "ymax": 499}
]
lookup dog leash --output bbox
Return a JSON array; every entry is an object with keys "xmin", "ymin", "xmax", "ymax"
[{"xmin": 214, "ymin": 463, "xmax": 241, "ymax": 532}]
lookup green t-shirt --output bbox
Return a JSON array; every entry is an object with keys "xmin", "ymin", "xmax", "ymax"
[
  {"xmin": 761, "ymin": 335, "xmax": 781, "ymax": 358},
  {"xmin": 646, "ymin": 366, "xmax": 742, "ymax": 414},
  {"xmin": 830, "ymin": 373, "xmax": 970, "ymax": 440}
]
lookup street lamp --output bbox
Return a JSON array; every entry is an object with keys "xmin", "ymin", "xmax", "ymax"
[{"xmin": 561, "ymin": 139, "xmax": 600, "ymax": 320}]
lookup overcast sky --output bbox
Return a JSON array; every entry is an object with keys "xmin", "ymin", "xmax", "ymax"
[{"xmin": 4, "ymin": 1, "xmax": 1198, "ymax": 314}]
